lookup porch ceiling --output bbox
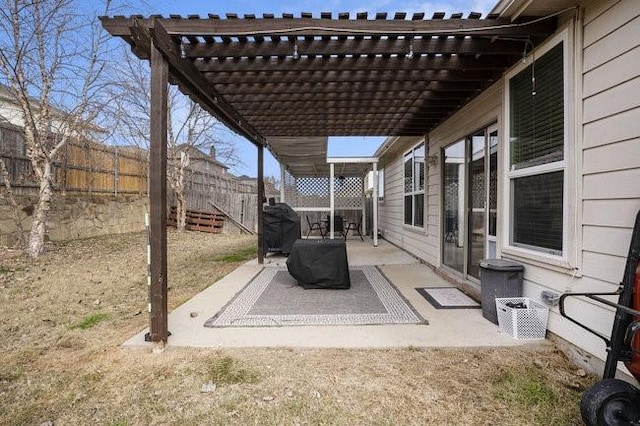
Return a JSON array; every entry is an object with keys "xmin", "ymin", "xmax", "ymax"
[
  {"xmin": 101, "ymin": 12, "xmax": 558, "ymax": 150},
  {"xmin": 267, "ymin": 136, "xmax": 328, "ymax": 177}
]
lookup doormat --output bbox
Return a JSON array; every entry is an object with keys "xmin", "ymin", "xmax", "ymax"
[
  {"xmin": 205, "ymin": 266, "xmax": 426, "ymax": 327},
  {"xmin": 416, "ymin": 287, "xmax": 480, "ymax": 309}
]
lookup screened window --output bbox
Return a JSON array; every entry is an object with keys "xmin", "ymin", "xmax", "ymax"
[
  {"xmin": 508, "ymin": 42, "xmax": 565, "ymax": 255},
  {"xmin": 404, "ymin": 142, "xmax": 425, "ymax": 227}
]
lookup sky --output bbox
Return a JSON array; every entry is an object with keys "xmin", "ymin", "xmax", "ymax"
[{"xmin": 140, "ymin": 0, "xmax": 496, "ymax": 178}]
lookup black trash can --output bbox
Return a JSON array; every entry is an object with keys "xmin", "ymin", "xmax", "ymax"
[{"xmin": 480, "ymin": 259, "xmax": 524, "ymax": 325}]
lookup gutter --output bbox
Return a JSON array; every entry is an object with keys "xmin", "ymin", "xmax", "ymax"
[{"xmin": 490, "ymin": 0, "xmax": 533, "ymax": 20}]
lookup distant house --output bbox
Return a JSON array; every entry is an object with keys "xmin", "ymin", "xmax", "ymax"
[
  {"xmin": 173, "ymin": 145, "xmax": 229, "ymax": 176},
  {"xmin": 374, "ymin": 0, "xmax": 640, "ymax": 375},
  {"xmin": 236, "ymin": 174, "xmax": 279, "ymax": 200},
  {"xmin": 0, "ymin": 82, "xmax": 105, "ymax": 138}
]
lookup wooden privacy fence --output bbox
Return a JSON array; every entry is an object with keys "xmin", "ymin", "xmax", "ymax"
[
  {"xmin": 168, "ymin": 185, "xmax": 259, "ymax": 232},
  {"xmin": 1, "ymin": 122, "xmax": 148, "ymax": 195},
  {"xmin": 1, "ymin": 123, "xmax": 263, "ymax": 231}
]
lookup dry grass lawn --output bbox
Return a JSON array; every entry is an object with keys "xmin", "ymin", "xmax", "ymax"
[{"xmin": 0, "ymin": 230, "xmax": 595, "ymax": 425}]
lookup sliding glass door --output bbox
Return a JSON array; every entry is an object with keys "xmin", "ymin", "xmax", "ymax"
[
  {"xmin": 443, "ymin": 140, "xmax": 465, "ymax": 273},
  {"xmin": 442, "ymin": 125, "xmax": 498, "ymax": 281}
]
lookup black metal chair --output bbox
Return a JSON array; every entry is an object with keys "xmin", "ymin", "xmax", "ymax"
[
  {"xmin": 305, "ymin": 215, "xmax": 324, "ymax": 238},
  {"xmin": 344, "ymin": 217, "xmax": 364, "ymax": 241}
]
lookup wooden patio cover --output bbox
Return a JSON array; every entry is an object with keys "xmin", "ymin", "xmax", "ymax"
[
  {"xmin": 100, "ymin": 12, "xmax": 557, "ymax": 343},
  {"xmin": 101, "ymin": 12, "xmax": 556, "ymax": 144}
]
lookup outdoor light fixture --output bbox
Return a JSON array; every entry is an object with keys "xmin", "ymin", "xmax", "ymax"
[
  {"xmin": 407, "ymin": 38, "xmax": 414, "ymax": 59},
  {"xmin": 522, "ymin": 40, "xmax": 537, "ymax": 96},
  {"xmin": 293, "ymin": 41, "xmax": 299, "ymax": 60}
]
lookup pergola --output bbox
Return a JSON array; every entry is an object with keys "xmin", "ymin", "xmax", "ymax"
[{"xmin": 101, "ymin": 11, "xmax": 557, "ymax": 343}]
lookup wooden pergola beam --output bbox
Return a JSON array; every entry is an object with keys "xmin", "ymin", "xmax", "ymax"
[
  {"xmin": 101, "ymin": 16, "xmax": 556, "ymax": 38},
  {"xmin": 231, "ymin": 98, "xmax": 462, "ymax": 108},
  {"xmin": 241, "ymin": 108, "xmax": 459, "ymax": 117},
  {"xmin": 226, "ymin": 91, "xmax": 471, "ymax": 103},
  {"xmin": 262, "ymin": 129, "xmax": 432, "ymax": 136},
  {"xmin": 202, "ymin": 69, "xmax": 498, "ymax": 85},
  {"xmin": 246, "ymin": 111, "xmax": 454, "ymax": 121},
  {"xmin": 184, "ymin": 37, "xmax": 525, "ymax": 59},
  {"xmin": 211, "ymin": 80, "xmax": 484, "ymax": 96},
  {"xmin": 194, "ymin": 55, "xmax": 514, "ymax": 73},
  {"xmin": 259, "ymin": 121, "xmax": 439, "ymax": 130},
  {"xmin": 146, "ymin": 20, "xmax": 266, "ymax": 147}
]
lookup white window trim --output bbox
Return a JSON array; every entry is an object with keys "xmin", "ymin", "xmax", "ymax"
[
  {"xmin": 378, "ymin": 168, "xmax": 385, "ymax": 202},
  {"xmin": 403, "ymin": 140, "xmax": 426, "ymax": 230},
  {"xmin": 501, "ymin": 25, "xmax": 578, "ymax": 270}
]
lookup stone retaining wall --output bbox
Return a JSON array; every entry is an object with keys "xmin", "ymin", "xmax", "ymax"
[{"xmin": 0, "ymin": 195, "xmax": 149, "ymax": 247}]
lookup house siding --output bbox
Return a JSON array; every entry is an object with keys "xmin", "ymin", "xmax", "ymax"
[
  {"xmin": 378, "ymin": 82, "xmax": 502, "ymax": 268},
  {"xmin": 378, "ymin": 0, "xmax": 640, "ymax": 367},
  {"xmin": 568, "ymin": 0, "xmax": 640, "ymax": 358}
]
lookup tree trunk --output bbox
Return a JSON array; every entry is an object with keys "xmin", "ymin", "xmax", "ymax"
[
  {"xmin": 27, "ymin": 160, "xmax": 53, "ymax": 257},
  {"xmin": 176, "ymin": 187, "xmax": 186, "ymax": 232},
  {"xmin": 174, "ymin": 152, "xmax": 189, "ymax": 232}
]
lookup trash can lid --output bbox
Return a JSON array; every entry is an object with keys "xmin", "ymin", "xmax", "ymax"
[{"xmin": 479, "ymin": 259, "xmax": 524, "ymax": 271}]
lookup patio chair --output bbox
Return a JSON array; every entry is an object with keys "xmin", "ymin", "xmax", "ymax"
[
  {"xmin": 344, "ymin": 217, "xmax": 364, "ymax": 241},
  {"xmin": 305, "ymin": 215, "xmax": 324, "ymax": 238}
]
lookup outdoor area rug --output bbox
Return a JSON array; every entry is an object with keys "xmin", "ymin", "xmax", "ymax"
[
  {"xmin": 416, "ymin": 287, "xmax": 481, "ymax": 309},
  {"xmin": 205, "ymin": 266, "xmax": 426, "ymax": 327}
]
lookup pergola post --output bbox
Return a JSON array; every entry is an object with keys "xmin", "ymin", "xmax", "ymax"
[
  {"xmin": 373, "ymin": 162, "xmax": 379, "ymax": 247},
  {"xmin": 148, "ymin": 40, "xmax": 169, "ymax": 343},
  {"xmin": 257, "ymin": 144, "xmax": 264, "ymax": 264},
  {"xmin": 329, "ymin": 162, "xmax": 335, "ymax": 239},
  {"xmin": 279, "ymin": 163, "xmax": 286, "ymax": 203}
]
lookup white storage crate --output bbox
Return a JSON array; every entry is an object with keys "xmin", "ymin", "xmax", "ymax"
[{"xmin": 495, "ymin": 297, "xmax": 549, "ymax": 340}]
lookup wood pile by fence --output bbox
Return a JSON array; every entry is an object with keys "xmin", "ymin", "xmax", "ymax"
[
  {"xmin": 167, "ymin": 206, "xmax": 225, "ymax": 233},
  {"xmin": 168, "ymin": 188, "xmax": 259, "ymax": 233}
]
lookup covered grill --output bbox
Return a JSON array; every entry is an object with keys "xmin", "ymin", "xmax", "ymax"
[{"xmin": 263, "ymin": 203, "xmax": 301, "ymax": 255}]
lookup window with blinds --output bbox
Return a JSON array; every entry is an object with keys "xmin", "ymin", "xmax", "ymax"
[
  {"xmin": 508, "ymin": 41, "xmax": 565, "ymax": 255},
  {"xmin": 404, "ymin": 142, "xmax": 426, "ymax": 227},
  {"xmin": 510, "ymin": 43, "xmax": 564, "ymax": 170}
]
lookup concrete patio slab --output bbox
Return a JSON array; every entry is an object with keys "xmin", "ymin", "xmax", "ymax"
[{"xmin": 123, "ymin": 239, "xmax": 550, "ymax": 350}]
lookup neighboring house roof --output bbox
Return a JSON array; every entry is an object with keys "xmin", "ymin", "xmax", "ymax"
[
  {"xmin": 0, "ymin": 82, "xmax": 107, "ymax": 134},
  {"xmin": 174, "ymin": 144, "xmax": 229, "ymax": 170}
]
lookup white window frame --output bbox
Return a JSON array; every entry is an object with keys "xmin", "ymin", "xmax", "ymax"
[
  {"xmin": 403, "ymin": 140, "xmax": 426, "ymax": 229},
  {"xmin": 501, "ymin": 26, "xmax": 577, "ymax": 269}
]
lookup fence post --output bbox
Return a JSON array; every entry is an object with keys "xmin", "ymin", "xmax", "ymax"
[
  {"xmin": 63, "ymin": 143, "xmax": 68, "ymax": 195},
  {"xmin": 114, "ymin": 146, "xmax": 119, "ymax": 196}
]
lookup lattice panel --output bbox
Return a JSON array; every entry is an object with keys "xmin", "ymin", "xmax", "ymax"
[
  {"xmin": 282, "ymin": 170, "xmax": 364, "ymax": 209},
  {"xmin": 283, "ymin": 170, "xmax": 330, "ymax": 208},
  {"xmin": 335, "ymin": 176, "xmax": 363, "ymax": 208}
]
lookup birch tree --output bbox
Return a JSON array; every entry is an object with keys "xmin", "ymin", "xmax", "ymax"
[
  {"xmin": 0, "ymin": 0, "xmax": 113, "ymax": 257},
  {"xmin": 113, "ymin": 49, "xmax": 240, "ymax": 231}
]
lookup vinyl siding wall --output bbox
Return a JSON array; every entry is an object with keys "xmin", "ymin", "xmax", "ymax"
[
  {"xmin": 569, "ymin": 0, "xmax": 640, "ymax": 359},
  {"xmin": 378, "ymin": 82, "xmax": 503, "ymax": 268},
  {"xmin": 377, "ymin": 0, "xmax": 640, "ymax": 365}
]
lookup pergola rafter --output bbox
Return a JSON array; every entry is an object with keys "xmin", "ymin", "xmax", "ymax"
[
  {"xmin": 102, "ymin": 11, "xmax": 556, "ymax": 137},
  {"xmin": 100, "ymin": 10, "xmax": 560, "ymax": 343}
]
